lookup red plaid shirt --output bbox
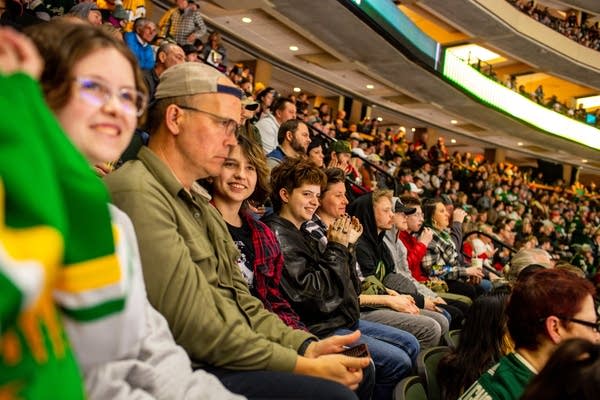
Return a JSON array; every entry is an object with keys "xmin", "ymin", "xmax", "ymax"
[{"xmin": 241, "ymin": 212, "xmax": 307, "ymax": 331}]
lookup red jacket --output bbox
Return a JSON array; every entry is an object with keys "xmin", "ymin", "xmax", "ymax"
[{"xmin": 398, "ymin": 231, "xmax": 429, "ymax": 282}]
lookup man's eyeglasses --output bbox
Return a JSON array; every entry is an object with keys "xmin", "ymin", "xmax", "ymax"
[
  {"xmin": 543, "ymin": 316, "xmax": 600, "ymax": 333},
  {"xmin": 175, "ymin": 104, "xmax": 239, "ymax": 138},
  {"xmin": 559, "ymin": 316, "xmax": 600, "ymax": 332},
  {"xmin": 74, "ymin": 77, "xmax": 147, "ymax": 117}
]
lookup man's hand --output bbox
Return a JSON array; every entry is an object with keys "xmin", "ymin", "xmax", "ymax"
[
  {"xmin": 465, "ymin": 266, "xmax": 484, "ymax": 278},
  {"xmin": 295, "ymin": 354, "xmax": 369, "ymax": 390},
  {"xmin": 424, "ymin": 297, "xmax": 443, "ymax": 312},
  {"xmin": 0, "ymin": 27, "xmax": 43, "ymax": 79},
  {"xmin": 432, "ymin": 297, "xmax": 447, "ymax": 305},
  {"xmin": 304, "ymin": 330, "xmax": 361, "ymax": 358}
]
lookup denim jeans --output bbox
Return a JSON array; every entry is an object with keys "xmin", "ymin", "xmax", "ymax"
[{"xmin": 333, "ymin": 319, "xmax": 420, "ymax": 400}]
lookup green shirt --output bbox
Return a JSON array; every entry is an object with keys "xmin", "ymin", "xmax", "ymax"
[
  {"xmin": 105, "ymin": 146, "xmax": 314, "ymax": 371},
  {"xmin": 458, "ymin": 353, "xmax": 536, "ymax": 400}
]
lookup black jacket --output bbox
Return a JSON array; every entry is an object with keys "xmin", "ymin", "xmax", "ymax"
[{"xmin": 263, "ymin": 214, "xmax": 361, "ymax": 337}]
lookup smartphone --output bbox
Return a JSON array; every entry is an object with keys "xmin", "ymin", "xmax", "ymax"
[{"xmin": 341, "ymin": 343, "xmax": 370, "ymax": 358}]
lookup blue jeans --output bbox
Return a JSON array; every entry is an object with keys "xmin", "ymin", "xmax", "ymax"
[{"xmin": 333, "ymin": 319, "xmax": 420, "ymax": 400}]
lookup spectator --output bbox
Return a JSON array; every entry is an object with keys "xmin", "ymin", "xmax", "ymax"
[
  {"xmin": 157, "ymin": 0, "xmax": 207, "ymax": 46},
  {"xmin": 26, "ymin": 20, "xmax": 244, "ymax": 399},
  {"xmin": 439, "ymin": 291, "xmax": 513, "ymax": 400},
  {"xmin": 201, "ymin": 30, "xmax": 227, "ymax": 72},
  {"xmin": 264, "ymin": 158, "xmax": 419, "ymax": 400},
  {"xmin": 124, "ymin": 17, "xmax": 156, "ymax": 70},
  {"xmin": 307, "ymin": 135, "xmax": 325, "ymax": 168},
  {"xmin": 266, "ymin": 119, "xmax": 311, "ymax": 169},
  {"xmin": 68, "ymin": 2, "xmax": 102, "ymax": 25},
  {"xmin": 255, "ymin": 96, "xmax": 296, "ymax": 154},
  {"xmin": 255, "ymin": 86, "xmax": 276, "ymax": 120},
  {"xmin": 105, "ymin": 62, "xmax": 370, "ymax": 399},
  {"xmin": 142, "ymin": 42, "xmax": 185, "ymax": 101},
  {"xmin": 520, "ymin": 338, "xmax": 600, "ymax": 400},
  {"xmin": 459, "ymin": 268, "xmax": 599, "ymax": 400}
]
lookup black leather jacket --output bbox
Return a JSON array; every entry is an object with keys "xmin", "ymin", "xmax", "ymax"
[{"xmin": 263, "ymin": 214, "xmax": 361, "ymax": 337}]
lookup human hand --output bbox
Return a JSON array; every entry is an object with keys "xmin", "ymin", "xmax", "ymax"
[
  {"xmin": 347, "ymin": 216, "xmax": 363, "ymax": 245},
  {"xmin": 418, "ymin": 227, "xmax": 433, "ymax": 246},
  {"xmin": 0, "ymin": 27, "xmax": 43, "ymax": 79},
  {"xmin": 386, "ymin": 295, "xmax": 419, "ymax": 314},
  {"xmin": 424, "ymin": 297, "xmax": 445, "ymax": 312},
  {"xmin": 465, "ymin": 266, "xmax": 484, "ymax": 278},
  {"xmin": 432, "ymin": 297, "xmax": 447, "ymax": 305},
  {"xmin": 304, "ymin": 330, "xmax": 361, "ymax": 358},
  {"xmin": 327, "ymin": 215, "xmax": 350, "ymax": 247},
  {"xmin": 296, "ymin": 354, "xmax": 368, "ymax": 390},
  {"xmin": 452, "ymin": 208, "xmax": 468, "ymax": 223}
]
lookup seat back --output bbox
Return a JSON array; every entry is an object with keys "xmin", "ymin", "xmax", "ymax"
[
  {"xmin": 394, "ymin": 376, "xmax": 428, "ymax": 400},
  {"xmin": 444, "ymin": 329, "xmax": 461, "ymax": 348},
  {"xmin": 417, "ymin": 346, "xmax": 451, "ymax": 400}
]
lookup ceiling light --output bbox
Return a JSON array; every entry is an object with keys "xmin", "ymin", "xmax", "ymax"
[
  {"xmin": 411, "ymin": 128, "xmax": 416, "ymax": 132},
  {"xmin": 450, "ymin": 139, "xmax": 457, "ymax": 144},
  {"xmin": 517, "ymin": 142, "xmax": 523, "ymax": 146},
  {"xmin": 582, "ymin": 159, "xmax": 588, "ymax": 163},
  {"xmin": 450, "ymin": 119, "xmax": 458, "ymax": 124},
  {"xmin": 293, "ymin": 87, "xmax": 301, "ymax": 93},
  {"xmin": 376, "ymin": 117, "xmax": 383, "ymax": 122},
  {"xmin": 366, "ymin": 84, "xmax": 375, "ymax": 89},
  {"xmin": 241, "ymin": 17, "xmax": 252, "ymax": 23},
  {"xmin": 289, "ymin": 45, "xmax": 299, "ymax": 51}
]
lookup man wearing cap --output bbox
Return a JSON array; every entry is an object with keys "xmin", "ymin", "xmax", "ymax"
[
  {"xmin": 266, "ymin": 119, "xmax": 311, "ymax": 169},
  {"xmin": 105, "ymin": 63, "xmax": 370, "ymax": 399},
  {"xmin": 157, "ymin": 0, "xmax": 207, "ymax": 46},
  {"xmin": 255, "ymin": 96, "xmax": 297, "ymax": 154}
]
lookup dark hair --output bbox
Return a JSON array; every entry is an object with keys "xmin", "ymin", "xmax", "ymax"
[
  {"xmin": 422, "ymin": 197, "xmax": 442, "ymax": 226},
  {"xmin": 323, "ymin": 168, "xmax": 346, "ymax": 192},
  {"xmin": 438, "ymin": 292, "xmax": 512, "ymax": 400},
  {"xmin": 277, "ymin": 119, "xmax": 302, "ymax": 145},
  {"xmin": 400, "ymin": 195, "xmax": 422, "ymax": 207},
  {"xmin": 507, "ymin": 268, "xmax": 596, "ymax": 351},
  {"xmin": 26, "ymin": 21, "xmax": 146, "ymax": 116},
  {"xmin": 270, "ymin": 157, "xmax": 326, "ymax": 213},
  {"xmin": 270, "ymin": 97, "xmax": 294, "ymax": 115},
  {"xmin": 521, "ymin": 339, "xmax": 600, "ymax": 400}
]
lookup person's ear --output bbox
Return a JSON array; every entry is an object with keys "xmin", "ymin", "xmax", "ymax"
[
  {"xmin": 285, "ymin": 130, "xmax": 293, "ymax": 143},
  {"xmin": 279, "ymin": 188, "xmax": 289, "ymax": 204},
  {"xmin": 158, "ymin": 51, "xmax": 167, "ymax": 64},
  {"xmin": 545, "ymin": 315, "xmax": 563, "ymax": 344},
  {"xmin": 165, "ymin": 104, "xmax": 182, "ymax": 135}
]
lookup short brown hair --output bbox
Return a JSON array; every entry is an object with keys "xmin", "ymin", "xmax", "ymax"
[
  {"xmin": 507, "ymin": 268, "xmax": 596, "ymax": 351},
  {"xmin": 270, "ymin": 158, "xmax": 325, "ymax": 213}
]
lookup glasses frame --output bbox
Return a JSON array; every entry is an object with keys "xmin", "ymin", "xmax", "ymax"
[
  {"xmin": 175, "ymin": 104, "xmax": 240, "ymax": 138},
  {"xmin": 74, "ymin": 76, "xmax": 147, "ymax": 117},
  {"xmin": 558, "ymin": 316, "xmax": 600, "ymax": 332}
]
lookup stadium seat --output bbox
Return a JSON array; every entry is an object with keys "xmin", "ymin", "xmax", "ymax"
[
  {"xmin": 394, "ymin": 376, "xmax": 428, "ymax": 400},
  {"xmin": 417, "ymin": 346, "xmax": 451, "ymax": 400}
]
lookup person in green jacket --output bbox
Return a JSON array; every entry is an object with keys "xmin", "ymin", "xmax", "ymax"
[
  {"xmin": 459, "ymin": 268, "xmax": 599, "ymax": 400},
  {"xmin": 105, "ymin": 62, "xmax": 373, "ymax": 399}
]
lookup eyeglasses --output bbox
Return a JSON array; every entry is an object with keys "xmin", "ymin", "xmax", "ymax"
[
  {"xmin": 558, "ymin": 316, "xmax": 600, "ymax": 332},
  {"xmin": 74, "ymin": 77, "xmax": 147, "ymax": 117},
  {"xmin": 175, "ymin": 104, "xmax": 239, "ymax": 138}
]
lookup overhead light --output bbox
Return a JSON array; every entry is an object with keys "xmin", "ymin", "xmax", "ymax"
[
  {"xmin": 241, "ymin": 17, "xmax": 252, "ymax": 23},
  {"xmin": 376, "ymin": 117, "xmax": 383, "ymax": 122},
  {"xmin": 289, "ymin": 45, "xmax": 299, "ymax": 51},
  {"xmin": 411, "ymin": 128, "xmax": 416, "ymax": 132},
  {"xmin": 450, "ymin": 139, "xmax": 457, "ymax": 144},
  {"xmin": 366, "ymin": 84, "xmax": 375, "ymax": 89},
  {"xmin": 582, "ymin": 159, "xmax": 588, "ymax": 163},
  {"xmin": 517, "ymin": 142, "xmax": 523, "ymax": 146},
  {"xmin": 450, "ymin": 119, "xmax": 458, "ymax": 124},
  {"xmin": 399, "ymin": 126, "xmax": 406, "ymax": 132},
  {"xmin": 293, "ymin": 87, "xmax": 301, "ymax": 93}
]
